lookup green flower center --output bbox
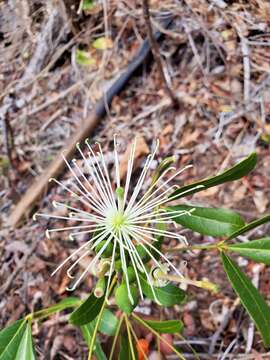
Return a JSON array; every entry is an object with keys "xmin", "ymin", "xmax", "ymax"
[{"xmin": 110, "ymin": 211, "xmax": 127, "ymax": 230}]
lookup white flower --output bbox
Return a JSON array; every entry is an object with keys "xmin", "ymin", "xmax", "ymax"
[{"xmin": 35, "ymin": 137, "xmax": 198, "ymax": 304}]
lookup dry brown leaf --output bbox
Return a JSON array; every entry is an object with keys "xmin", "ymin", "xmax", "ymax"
[
  {"xmin": 253, "ymin": 190, "xmax": 269, "ymax": 213},
  {"xmin": 180, "ymin": 129, "xmax": 200, "ymax": 147}
]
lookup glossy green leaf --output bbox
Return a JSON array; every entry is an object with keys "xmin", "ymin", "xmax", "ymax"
[
  {"xmin": 115, "ymin": 284, "xmax": 139, "ymax": 314},
  {"xmin": 167, "ymin": 205, "xmax": 245, "ymax": 236},
  {"xmin": 140, "ymin": 276, "xmax": 186, "ymax": 306},
  {"xmin": 69, "ymin": 293, "xmax": 105, "ymax": 326},
  {"xmin": 144, "ymin": 319, "xmax": 183, "ymax": 334},
  {"xmin": 34, "ymin": 297, "xmax": 80, "ymax": 320},
  {"xmin": 228, "ymin": 237, "xmax": 270, "ymax": 265},
  {"xmin": 15, "ymin": 323, "xmax": 35, "ymax": 360},
  {"xmin": 99, "ymin": 309, "xmax": 118, "ymax": 336},
  {"xmin": 0, "ymin": 319, "xmax": 26, "ymax": 360},
  {"xmin": 226, "ymin": 214, "xmax": 270, "ymax": 240},
  {"xmin": 169, "ymin": 152, "xmax": 257, "ymax": 200},
  {"xmin": 221, "ymin": 252, "xmax": 270, "ymax": 346},
  {"xmin": 81, "ymin": 323, "xmax": 107, "ymax": 360}
]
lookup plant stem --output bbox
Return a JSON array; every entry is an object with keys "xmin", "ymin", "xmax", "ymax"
[
  {"xmin": 125, "ymin": 315, "xmax": 137, "ymax": 360},
  {"xmin": 132, "ymin": 313, "xmax": 186, "ymax": 360},
  {"xmin": 88, "ymin": 276, "xmax": 117, "ymax": 360},
  {"xmin": 109, "ymin": 313, "xmax": 124, "ymax": 360},
  {"xmin": 127, "ymin": 318, "xmax": 148, "ymax": 360},
  {"xmin": 155, "ymin": 271, "xmax": 219, "ymax": 293},
  {"xmin": 165, "ymin": 242, "xmax": 222, "ymax": 253}
]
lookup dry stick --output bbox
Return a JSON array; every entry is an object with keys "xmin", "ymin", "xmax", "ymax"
[
  {"xmin": 142, "ymin": 0, "xmax": 179, "ymax": 107},
  {"xmin": 8, "ymin": 16, "xmax": 173, "ymax": 228}
]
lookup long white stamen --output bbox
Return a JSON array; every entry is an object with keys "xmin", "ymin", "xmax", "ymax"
[
  {"xmin": 62, "ymin": 154, "xmax": 107, "ymax": 214},
  {"xmin": 71, "ymin": 158, "xmax": 107, "ymax": 213},
  {"xmin": 125, "ymin": 142, "xmax": 158, "ymax": 212},
  {"xmin": 122, "ymin": 228, "xmax": 159, "ymax": 303},
  {"xmin": 104, "ymin": 238, "xmax": 117, "ymax": 301},
  {"xmin": 52, "ymin": 200, "xmax": 104, "ymax": 222},
  {"xmin": 96, "ymin": 143, "xmax": 117, "ymax": 208},
  {"xmin": 49, "ymin": 177, "xmax": 104, "ymax": 217},
  {"xmin": 117, "ymin": 231, "xmax": 134, "ymax": 304},
  {"xmin": 67, "ymin": 250, "xmax": 90, "ymax": 278},
  {"xmin": 123, "ymin": 137, "xmax": 137, "ymax": 207},
  {"xmin": 76, "ymin": 143, "xmax": 108, "ymax": 211},
  {"xmin": 51, "ymin": 229, "xmax": 110, "ymax": 276},
  {"xmin": 114, "ymin": 135, "xmax": 121, "ymax": 189},
  {"xmin": 129, "ymin": 227, "xmax": 183, "ymax": 277},
  {"xmin": 34, "ymin": 213, "xmax": 96, "ymax": 223},
  {"xmin": 66, "ymin": 234, "xmax": 113, "ymax": 291},
  {"xmin": 131, "ymin": 165, "xmax": 192, "ymax": 214},
  {"xmin": 85, "ymin": 140, "xmax": 115, "ymax": 208}
]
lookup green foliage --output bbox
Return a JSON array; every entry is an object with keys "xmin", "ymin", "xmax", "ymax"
[
  {"xmin": 144, "ymin": 319, "xmax": 183, "ymax": 334},
  {"xmin": 34, "ymin": 297, "xmax": 79, "ymax": 320},
  {"xmin": 75, "ymin": 49, "xmax": 96, "ymax": 67},
  {"xmin": 0, "ymin": 319, "xmax": 27, "ymax": 360},
  {"xmin": 221, "ymin": 252, "xmax": 270, "ymax": 346},
  {"xmin": 82, "ymin": 0, "xmax": 95, "ymax": 10},
  {"xmin": 226, "ymin": 214, "xmax": 270, "ymax": 240},
  {"xmin": 98, "ymin": 309, "xmax": 119, "ymax": 336},
  {"xmin": 228, "ymin": 237, "xmax": 270, "ymax": 265},
  {"xmin": 69, "ymin": 293, "xmax": 105, "ymax": 326},
  {"xmin": 140, "ymin": 276, "xmax": 186, "ymax": 306},
  {"xmin": 15, "ymin": 323, "xmax": 36, "ymax": 360},
  {"xmin": 169, "ymin": 152, "xmax": 257, "ymax": 200},
  {"xmin": 167, "ymin": 205, "xmax": 245, "ymax": 236},
  {"xmin": 81, "ymin": 323, "xmax": 107, "ymax": 360},
  {"xmin": 119, "ymin": 335, "xmax": 133, "ymax": 360},
  {"xmin": 115, "ymin": 284, "xmax": 139, "ymax": 314}
]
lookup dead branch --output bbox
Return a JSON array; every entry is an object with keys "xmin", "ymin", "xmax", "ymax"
[
  {"xmin": 19, "ymin": 1, "xmax": 70, "ymax": 88},
  {"xmin": 141, "ymin": 0, "xmax": 179, "ymax": 107}
]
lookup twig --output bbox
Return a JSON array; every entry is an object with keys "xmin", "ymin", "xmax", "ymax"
[
  {"xmin": 0, "ymin": 241, "xmax": 38, "ymax": 296},
  {"xmin": 241, "ymin": 36, "xmax": 251, "ymax": 105},
  {"xmin": 209, "ymin": 298, "xmax": 240, "ymax": 355},
  {"xmin": 1, "ymin": 116, "xmax": 14, "ymax": 170},
  {"xmin": 141, "ymin": 0, "xmax": 179, "ymax": 107}
]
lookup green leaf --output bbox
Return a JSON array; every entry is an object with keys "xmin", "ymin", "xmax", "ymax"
[
  {"xmin": 69, "ymin": 293, "xmax": 105, "ymax": 326},
  {"xmin": 92, "ymin": 37, "xmax": 113, "ymax": 50},
  {"xmin": 119, "ymin": 335, "xmax": 133, "ymax": 360},
  {"xmin": 144, "ymin": 319, "xmax": 183, "ymax": 334},
  {"xmin": 15, "ymin": 323, "xmax": 35, "ymax": 360},
  {"xmin": 140, "ymin": 276, "xmax": 186, "ymax": 306},
  {"xmin": 169, "ymin": 152, "xmax": 257, "ymax": 200},
  {"xmin": 34, "ymin": 297, "xmax": 80, "ymax": 320},
  {"xmin": 0, "ymin": 319, "xmax": 26, "ymax": 360},
  {"xmin": 221, "ymin": 252, "xmax": 270, "ymax": 346},
  {"xmin": 81, "ymin": 323, "xmax": 107, "ymax": 360},
  {"xmin": 228, "ymin": 237, "xmax": 270, "ymax": 265},
  {"xmin": 167, "ymin": 205, "xmax": 245, "ymax": 236},
  {"xmin": 75, "ymin": 49, "xmax": 96, "ymax": 67},
  {"xmin": 226, "ymin": 214, "xmax": 270, "ymax": 240},
  {"xmin": 99, "ymin": 309, "xmax": 118, "ymax": 336},
  {"xmin": 115, "ymin": 284, "xmax": 139, "ymax": 314},
  {"xmin": 82, "ymin": 0, "xmax": 95, "ymax": 10}
]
